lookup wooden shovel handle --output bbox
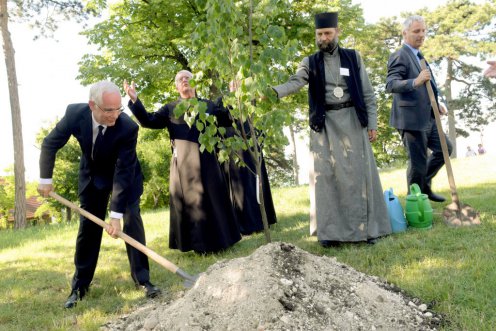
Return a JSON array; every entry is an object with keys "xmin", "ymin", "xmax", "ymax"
[
  {"xmin": 48, "ymin": 191, "xmax": 179, "ymax": 274},
  {"xmin": 420, "ymin": 59, "xmax": 459, "ymax": 205}
]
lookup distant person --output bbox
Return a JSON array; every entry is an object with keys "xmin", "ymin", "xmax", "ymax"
[
  {"xmin": 270, "ymin": 12, "xmax": 391, "ymax": 246},
  {"xmin": 38, "ymin": 81, "xmax": 160, "ymax": 309},
  {"xmin": 483, "ymin": 60, "xmax": 496, "ymax": 78},
  {"xmin": 477, "ymin": 143, "xmax": 486, "ymax": 155},
  {"xmin": 124, "ymin": 71, "xmax": 241, "ymax": 254},
  {"xmin": 465, "ymin": 146, "xmax": 477, "ymax": 157},
  {"xmin": 386, "ymin": 15, "xmax": 453, "ymax": 202}
]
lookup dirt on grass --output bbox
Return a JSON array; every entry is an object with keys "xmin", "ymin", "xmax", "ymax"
[{"xmin": 102, "ymin": 242, "xmax": 444, "ymax": 331}]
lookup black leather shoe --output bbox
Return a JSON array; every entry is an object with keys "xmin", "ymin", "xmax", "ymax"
[
  {"xmin": 64, "ymin": 287, "xmax": 88, "ymax": 309},
  {"xmin": 139, "ymin": 281, "xmax": 161, "ymax": 298},
  {"xmin": 428, "ymin": 192, "xmax": 446, "ymax": 202},
  {"xmin": 320, "ymin": 240, "xmax": 341, "ymax": 248},
  {"xmin": 367, "ymin": 238, "xmax": 378, "ymax": 245}
]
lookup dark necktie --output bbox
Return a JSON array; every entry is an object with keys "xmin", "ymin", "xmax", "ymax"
[
  {"xmin": 417, "ymin": 51, "xmax": 438, "ymax": 101},
  {"xmin": 93, "ymin": 125, "xmax": 104, "ymax": 160}
]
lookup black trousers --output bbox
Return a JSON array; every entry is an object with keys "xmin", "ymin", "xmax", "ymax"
[
  {"xmin": 400, "ymin": 118, "xmax": 453, "ymax": 195},
  {"xmin": 71, "ymin": 184, "xmax": 150, "ymax": 290}
]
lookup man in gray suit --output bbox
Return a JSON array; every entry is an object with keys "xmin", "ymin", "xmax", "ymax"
[{"xmin": 386, "ymin": 15, "xmax": 452, "ymax": 202}]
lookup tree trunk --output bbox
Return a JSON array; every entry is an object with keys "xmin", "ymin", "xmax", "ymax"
[
  {"xmin": 66, "ymin": 206, "xmax": 72, "ymax": 222},
  {"xmin": 445, "ymin": 58, "xmax": 457, "ymax": 158},
  {"xmin": 246, "ymin": 118, "xmax": 271, "ymax": 243},
  {"xmin": 1, "ymin": 0, "xmax": 27, "ymax": 229},
  {"xmin": 153, "ymin": 193, "xmax": 159, "ymax": 209},
  {"xmin": 288, "ymin": 123, "xmax": 299, "ymax": 186},
  {"xmin": 246, "ymin": 0, "xmax": 270, "ymax": 243}
]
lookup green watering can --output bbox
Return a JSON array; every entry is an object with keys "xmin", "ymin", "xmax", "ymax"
[{"xmin": 405, "ymin": 184, "xmax": 433, "ymax": 229}]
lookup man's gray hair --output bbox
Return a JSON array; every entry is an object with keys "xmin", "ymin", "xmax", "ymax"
[
  {"xmin": 175, "ymin": 70, "xmax": 193, "ymax": 87},
  {"xmin": 402, "ymin": 15, "xmax": 425, "ymax": 32},
  {"xmin": 89, "ymin": 80, "xmax": 121, "ymax": 105}
]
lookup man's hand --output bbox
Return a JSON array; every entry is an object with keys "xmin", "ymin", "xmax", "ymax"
[
  {"xmin": 106, "ymin": 218, "xmax": 122, "ymax": 239},
  {"xmin": 229, "ymin": 80, "xmax": 241, "ymax": 92},
  {"xmin": 260, "ymin": 87, "xmax": 278, "ymax": 101},
  {"xmin": 368, "ymin": 129, "xmax": 377, "ymax": 142},
  {"xmin": 414, "ymin": 69, "xmax": 431, "ymax": 87},
  {"xmin": 439, "ymin": 102, "xmax": 448, "ymax": 115},
  {"xmin": 123, "ymin": 80, "xmax": 138, "ymax": 103},
  {"xmin": 483, "ymin": 60, "xmax": 496, "ymax": 78},
  {"xmin": 37, "ymin": 183, "xmax": 53, "ymax": 197}
]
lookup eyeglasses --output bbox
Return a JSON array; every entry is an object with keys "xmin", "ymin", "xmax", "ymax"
[
  {"xmin": 175, "ymin": 75, "xmax": 192, "ymax": 84},
  {"xmin": 95, "ymin": 103, "xmax": 124, "ymax": 113}
]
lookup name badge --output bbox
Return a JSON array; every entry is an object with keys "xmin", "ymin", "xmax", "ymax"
[{"xmin": 340, "ymin": 68, "xmax": 350, "ymax": 76}]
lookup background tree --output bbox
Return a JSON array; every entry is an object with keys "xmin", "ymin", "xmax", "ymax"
[
  {"xmin": 0, "ymin": 175, "xmax": 11, "ymax": 228},
  {"xmin": 79, "ymin": 1, "xmax": 403, "ymax": 201},
  {"xmin": 137, "ymin": 129, "xmax": 171, "ymax": 209},
  {"xmin": 350, "ymin": 0, "xmax": 496, "ymax": 163},
  {"xmin": 356, "ymin": 17, "xmax": 408, "ymax": 167},
  {"xmin": 77, "ymin": 0, "xmax": 298, "ymax": 192},
  {"xmin": 1, "ymin": 0, "xmax": 27, "ymax": 229},
  {"xmin": 0, "ymin": 0, "xmax": 99, "ymax": 229},
  {"xmin": 36, "ymin": 123, "xmax": 80, "ymax": 222},
  {"xmin": 419, "ymin": 0, "xmax": 496, "ymax": 157},
  {"xmin": 77, "ymin": 0, "xmax": 496, "ymax": 190},
  {"xmin": 0, "ymin": 169, "xmax": 38, "ymax": 228}
]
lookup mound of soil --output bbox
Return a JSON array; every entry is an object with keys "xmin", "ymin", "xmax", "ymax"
[{"xmin": 102, "ymin": 242, "xmax": 443, "ymax": 330}]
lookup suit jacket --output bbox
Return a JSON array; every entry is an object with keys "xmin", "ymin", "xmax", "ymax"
[
  {"xmin": 40, "ymin": 103, "xmax": 143, "ymax": 213},
  {"xmin": 386, "ymin": 44, "xmax": 439, "ymax": 131}
]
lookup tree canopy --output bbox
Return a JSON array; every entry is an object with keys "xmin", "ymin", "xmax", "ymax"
[
  {"xmin": 420, "ymin": 0, "xmax": 496, "ymax": 156},
  {"xmin": 4, "ymin": 0, "xmax": 496, "ymax": 226}
]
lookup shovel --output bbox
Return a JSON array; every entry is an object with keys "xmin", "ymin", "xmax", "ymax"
[
  {"xmin": 421, "ymin": 59, "xmax": 481, "ymax": 226},
  {"xmin": 49, "ymin": 191, "xmax": 199, "ymax": 287}
]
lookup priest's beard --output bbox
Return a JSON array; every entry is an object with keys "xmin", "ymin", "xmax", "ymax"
[{"xmin": 317, "ymin": 38, "xmax": 338, "ymax": 53}]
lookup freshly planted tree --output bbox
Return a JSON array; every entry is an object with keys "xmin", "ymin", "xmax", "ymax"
[
  {"xmin": 174, "ymin": 0, "xmax": 370, "ymax": 241},
  {"xmin": 79, "ymin": 1, "xmax": 404, "ymax": 242}
]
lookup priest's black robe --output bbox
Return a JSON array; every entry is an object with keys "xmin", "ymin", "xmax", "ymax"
[
  {"xmin": 222, "ymin": 121, "xmax": 277, "ymax": 235},
  {"xmin": 129, "ymin": 98, "xmax": 241, "ymax": 253}
]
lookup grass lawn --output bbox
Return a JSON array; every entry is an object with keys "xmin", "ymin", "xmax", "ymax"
[{"xmin": 0, "ymin": 154, "xmax": 495, "ymax": 330}]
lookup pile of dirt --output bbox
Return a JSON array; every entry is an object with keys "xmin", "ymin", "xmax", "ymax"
[{"xmin": 102, "ymin": 242, "xmax": 444, "ymax": 330}]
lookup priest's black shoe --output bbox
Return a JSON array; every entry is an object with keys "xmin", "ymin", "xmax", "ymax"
[
  {"xmin": 64, "ymin": 287, "xmax": 88, "ymax": 309},
  {"xmin": 367, "ymin": 238, "xmax": 379, "ymax": 245},
  {"xmin": 139, "ymin": 281, "xmax": 161, "ymax": 298},
  {"xmin": 427, "ymin": 192, "xmax": 446, "ymax": 202},
  {"xmin": 320, "ymin": 240, "xmax": 341, "ymax": 248}
]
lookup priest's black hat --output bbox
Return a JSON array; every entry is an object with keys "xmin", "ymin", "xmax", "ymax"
[{"xmin": 314, "ymin": 12, "xmax": 338, "ymax": 29}]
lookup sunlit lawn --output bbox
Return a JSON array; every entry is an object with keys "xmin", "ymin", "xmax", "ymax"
[{"xmin": 0, "ymin": 155, "xmax": 495, "ymax": 330}]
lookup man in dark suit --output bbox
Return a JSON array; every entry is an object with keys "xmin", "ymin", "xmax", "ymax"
[
  {"xmin": 386, "ymin": 15, "xmax": 453, "ymax": 202},
  {"xmin": 38, "ymin": 81, "xmax": 160, "ymax": 309}
]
